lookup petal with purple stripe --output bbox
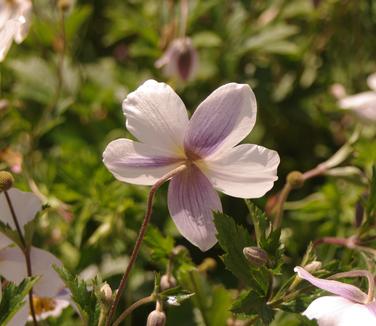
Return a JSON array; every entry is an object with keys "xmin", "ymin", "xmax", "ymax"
[
  {"xmin": 103, "ymin": 138, "xmax": 184, "ymax": 186},
  {"xmin": 168, "ymin": 164, "xmax": 222, "ymax": 251},
  {"xmin": 202, "ymin": 144, "xmax": 279, "ymax": 198},
  {"xmin": 184, "ymin": 83, "xmax": 256, "ymax": 158},
  {"xmin": 123, "ymin": 80, "xmax": 189, "ymax": 153},
  {"xmin": 294, "ymin": 267, "xmax": 368, "ymax": 304}
]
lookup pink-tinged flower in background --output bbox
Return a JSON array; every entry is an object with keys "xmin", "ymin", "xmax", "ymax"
[
  {"xmin": 0, "ymin": 0, "xmax": 32, "ymax": 62},
  {"xmin": 155, "ymin": 37, "xmax": 198, "ymax": 81},
  {"xmin": 103, "ymin": 80, "xmax": 279, "ymax": 251},
  {"xmin": 0, "ymin": 189, "xmax": 70, "ymax": 324},
  {"xmin": 0, "ymin": 246, "xmax": 70, "ymax": 325},
  {"xmin": 294, "ymin": 266, "xmax": 376, "ymax": 326},
  {"xmin": 338, "ymin": 73, "xmax": 376, "ymax": 123}
]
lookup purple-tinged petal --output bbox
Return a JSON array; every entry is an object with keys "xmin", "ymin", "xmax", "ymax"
[
  {"xmin": 366, "ymin": 301, "xmax": 376, "ymax": 317},
  {"xmin": 0, "ymin": 188, "xmax": 42, "ymax": 232},
  {"xmin": 167, "ymin": 164, "xmax": 222, "ymax": 251},
  {"xmin": 303, "ymin": 296, "xmax": 376, "ymax": 326},
  {"xmin": 294, "ymin": 267, "xmax": 368, "ymax": 304},
  {"xmin": 123, "ymin": 80, "xmax": 189, "ymax": 152},
  {"xmin": 201, "ymin": 144, "xmax": 279, "ymax": 198},
  {"xmin": 103, "ymin": 138, "xmax": 184, "ymax": 186},
  {"xmin": 184, "ymin": 83, "xmax": 256, "ymax": 158}
]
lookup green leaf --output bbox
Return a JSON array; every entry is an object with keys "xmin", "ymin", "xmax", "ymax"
[
  {"xmin": 231, "ymin": 290, "xmax": 274, "ymax": 325},
  {"xmin": 214, "ymin": 212, "xmax": 269, "ymax": 294},
  {"xmin": 54, "ymin": 266, "xmax": 101, "ymax": 326},
  {"xmin": 0, "ymin": 277, "xmax": 40, "ymax": 326},
  {"xmin": 144, "ymin": 226, "xmax": 175, "ymax": 266},
  {"xmin": 0, "ymin": 220, "xmax": 22, "ymax": 248},
  {"xmin": 179, "ymin": 268, "xmax": 231, "ymax": 326},
  {"xmin": 366, "ymin": 165, "xmax": 376, "ymax": 220}
]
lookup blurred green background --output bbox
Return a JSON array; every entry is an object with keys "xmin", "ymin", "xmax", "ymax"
[{"xmin": 1, "ymin": 0, "xmax": 375, "ymax": 324}]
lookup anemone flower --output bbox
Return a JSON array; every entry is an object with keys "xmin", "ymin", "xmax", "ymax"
[
  {"xmin": 294, "ymin": 266, "xmax": 376, "ymax": 326},
  {"xmin": 103, "ymin": 80, "xmax": 280, "ymax": 251},
  {"xmin": 0, "ymin": 245, "xmax": 70, "ymax": 325},
  {"xmin": 338, "ymin": 73, "xmax": 376, "ymax": 123},
  {"xmin": 155, "ymin": 37, "xmax": 198, "ymax": 81},
  {"xmin": 0, "ymin": 0, "xmax": 32, "ymax": 62}
]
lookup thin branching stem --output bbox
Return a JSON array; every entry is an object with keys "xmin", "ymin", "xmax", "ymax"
[
  {"xmin": 106, "ymin": 164, "xmax": 187, "ymax": 326},
  {"xmin": 4, "ymin": 191, "xmax": 38, "ymax": 325}
]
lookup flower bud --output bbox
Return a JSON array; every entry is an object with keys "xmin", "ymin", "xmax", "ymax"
[
  {"xmin": 198, "ymin": 258, "xmax": 217, "ymax": 272},
  {"xmin": 286, "ymin": 171, "xmax": 305, "ymax": 189},
  {"xmin": 147, "ymin": 310, "xmax": 166, "ymax": 326},
  {"xmin": 160, "ymin": 274, "xmax": 177, "ymax": 291},
  {"xmin": 99, "ymin": 283, "xmax": 113, "ymax": 305},
  {"xmin": 172, "ymin": 245, "xmax": 188, "ymax": 256},
  {"xmin": 243, "ymin": 247, "xmax": 269, "ymax": 267},
  {"xmin": 0, "ymin": 171, "xmax": 14, "ymax": 192},
  {"xmin": 304, "ymin": 261, "xmax": 322, "ymax": 273},
  {"xmin": 57, "ymin": 0, "xmax": 72, "ymax": 12}
]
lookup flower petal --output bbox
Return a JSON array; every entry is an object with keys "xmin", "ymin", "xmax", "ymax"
[
  {"xmin": 167, "ymin": 165, "xmax": 222, "ymax": 251},
  {"xmin": 0, "ymin": 246, "xmax": 64, "ymax": 297},
  {"xmin": 103, "ymin": 138, "xmax": 184, "ymax": 185},
  {"xmin": 0, "ymin": 233, "xmax": 12, "ymax": 251},
  {"xmin": 200, "ymin": 144, "xmax": 279, "ymax": 198},
  {"xmin": 0, "ymin": 188, "xmax": 42, "ymax": 232},
  {"xmin": 184, "ymin": 83, "xmax": 256, "ymax": 158},
  {"xmin": 338, "ymin": 92, "xmax": 376, "ymax": 122},
  {"xmin": 0, "ymin": 19, "xmax": 19, "ymax": 62},
  {"xmin": 294, "ymin": 266, "xmax": 368, "ymax": 303},
  {"xmin": 123, "ymin": 80, "xmax": 189, "ymax": 152},
  {"xmin": 303, "ymin": 296, "xmax": 376, "ymax": 326},
  {"xmin": 367, "ymin": 73, "xmax": 376, "ymax": 91}
]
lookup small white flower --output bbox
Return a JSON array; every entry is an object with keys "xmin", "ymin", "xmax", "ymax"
[
  {"xmin": 338, "ymin": 73, "xmax": 376, "ymax": 123},
  {"xmin": 103, "ymin": 80, "xmax": 280, "ymax": 251},
  {"xmin": 0, "ymin": 0, "xmax": 32, "ymax": 62},
  {"xmin": 294, "ymin": 266, "xmax": 376, "ymax": 326}
]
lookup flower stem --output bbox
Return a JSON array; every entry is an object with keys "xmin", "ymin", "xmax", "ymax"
[
  {"xmin": 106, "ymin": 164, "xmax": 187, "ymax": 326},
  {"xmin": 4, "ymin": 191, "xmax": 38, "ymax": 326},
  {"xmin": 112, "ymin": 295, "xmax": 154, "ymax": 326}
]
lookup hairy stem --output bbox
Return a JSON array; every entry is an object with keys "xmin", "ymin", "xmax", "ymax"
[
  {"xmin": 4, "ymin": 191, "xmax": 38, "ymax": 325},
  {"xmin": 112, "ymin": 295, "xmax": 154, "ymax": 326},
  {"xmin": 106, "ymin": 164, "xmax": 187, "ymax": 325}
]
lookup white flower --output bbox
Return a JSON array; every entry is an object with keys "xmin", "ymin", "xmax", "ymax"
[
  {"xmin": 0, "ymin": 0, "xmax": 32, "ymax": 62},
  {"xmin": 294, "ymin": 266, "xmax": 376, "ymax": 326},
  {"xmin": 338, "ymin": 73, "xmax": 376, "ymax": 123},
  {"xmin": 0, "ymin": 188, "xmax": 70, "ymax": 325},
  {"xmin": 103, "ymin": 80, "xmax": 280, "ymax": 251}
]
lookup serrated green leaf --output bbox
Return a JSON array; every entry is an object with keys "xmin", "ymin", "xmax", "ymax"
[
  {"xmin": 54, "ymin": 266, "xmax": 101, "ymax": 326},
  {"xmin": 144, "ymin": 226, "xmax": 175, "ymax": 266},
  {"xmin": 214, "ymin": 212, "xmax": 269, "ymax": 294},
  {"xmin": 231, "ymin": 290, "xmax": 274, "ymax": 325},
  {"xmin": 0, "ymin": 220, "xmax": 22, "ymax": 248},
  {"xmin": 0, "ymin": 276, "xmax": 40, "ymax": 326}
]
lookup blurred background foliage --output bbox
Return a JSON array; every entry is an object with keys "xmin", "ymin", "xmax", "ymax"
[{"xmin": 0, "ymin": 0, "xmax": 375, "ymax": 325}]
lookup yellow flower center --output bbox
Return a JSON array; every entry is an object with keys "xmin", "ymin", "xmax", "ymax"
[{"xmin": 31, "ymin": 296, "xmax": 56, "ymax": 316}]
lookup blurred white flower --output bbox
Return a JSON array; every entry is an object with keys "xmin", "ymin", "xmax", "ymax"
[
  {"xmin": 338, "ymin": 73, "xmax": 376, "ymax": 123},
  {"xmin": 295, "ymin": 266, "xmax": 376, "ymax": 326},
  {"xmin": 155, "ymin": 37, "xmax": 198, "ymax": 81},
  {"xmin": 0, "ymin": 0, "xmax": 32, "ymax": 62},
  {"xmin": 0, "ymin": 189, "xmax": 70, "ymax": 324}
]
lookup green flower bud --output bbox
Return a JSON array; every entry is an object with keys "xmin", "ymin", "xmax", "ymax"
[
  {"xmin": 243, "ymin": 247, "xmax": 269, "ymax": 267},
  {"xmin": 147, "ymin": 310, "xmax": 166, "ymax": 326},
  {"xmin": 0, "ymin": 171, "xmax": 14, "ymax": 192}
]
